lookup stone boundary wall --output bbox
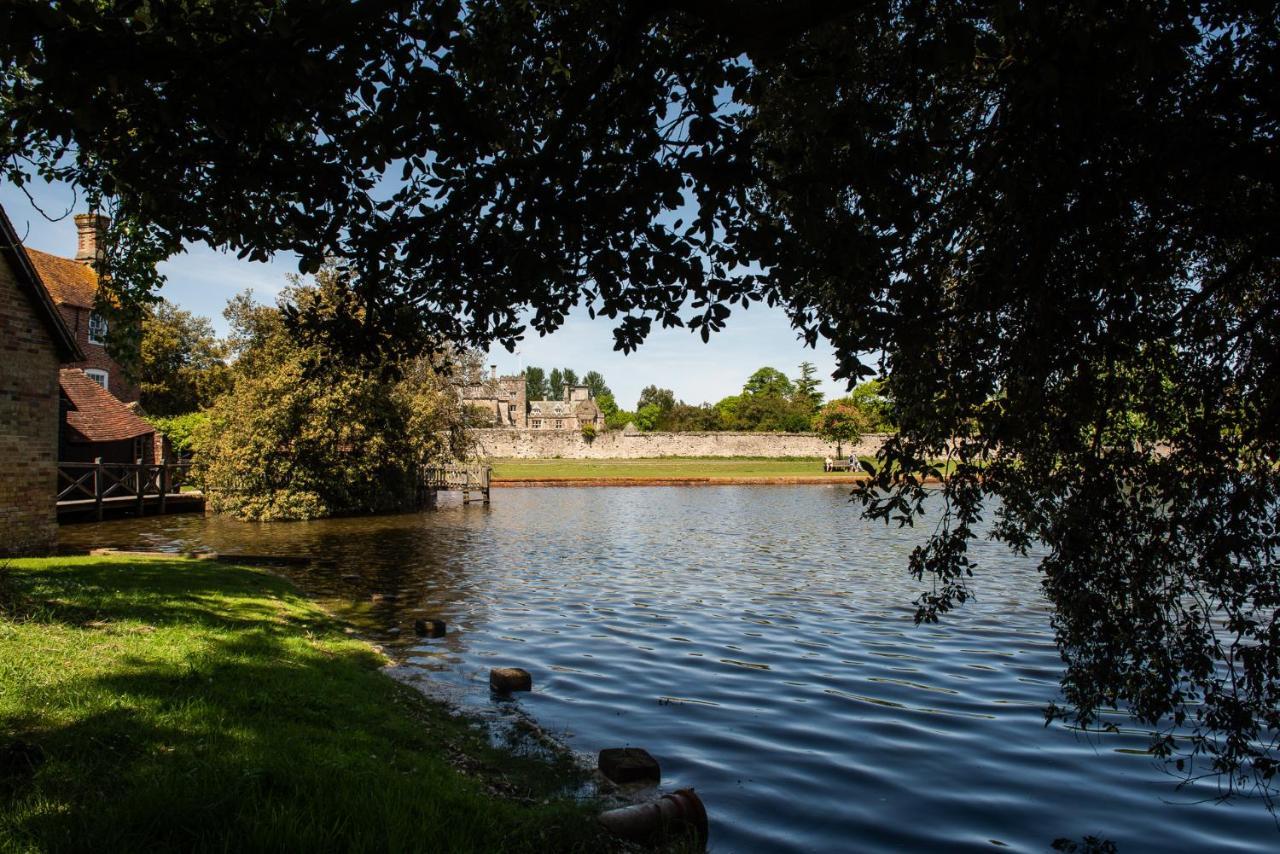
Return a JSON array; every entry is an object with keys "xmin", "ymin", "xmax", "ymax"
[{"xmin": 472, "ymin": 429, "xmax": 891, "ymax": 460}]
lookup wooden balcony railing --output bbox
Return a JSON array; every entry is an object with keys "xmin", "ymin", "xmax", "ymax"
[{"xmin": 57, "ymin": 458, "xmax": 197, "ymax": 520}]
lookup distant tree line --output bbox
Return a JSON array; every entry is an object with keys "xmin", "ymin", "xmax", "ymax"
[
  {"xmin": 523, "ymin": 366, "xmax": 611, "ymax": 403},
  {"xmin": 601, "ymin": 362, "xmax": 893, "ymax": 435},
  {"xmin": 517, "ymin": 361, "xmax": 893, "ymax": 435}
]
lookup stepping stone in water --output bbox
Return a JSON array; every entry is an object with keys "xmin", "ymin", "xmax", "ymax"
[
  {"xmin": 414, "ymin": 618, "xmax": 447, "ymax": 638},
  {"xmin": 598, "ymin": 747, "xmax": 661, "ymax": 784},
  {"xmin": 490, "ymin": 667, "xmax": 532, "ymax": 694}
]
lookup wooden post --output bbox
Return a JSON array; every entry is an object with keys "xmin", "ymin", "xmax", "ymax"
[
  {"xmin": 158, "ymin": 456, "xmax": 169, "ymax": 514},
  {"xmin": 483, "ymin": 466, "xmax": 491, "ymax": 505},
  {"xmin": 94, "ymin": 457, "xmax": 104, "ymax": 521},
  {"xmin": 135, "ymin": 458, "xmax": 145, "ymax": 516}
]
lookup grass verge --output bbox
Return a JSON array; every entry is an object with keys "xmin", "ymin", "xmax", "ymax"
[
  {"xmin": 0, "ymin": 556, "xmax": 608, "ymax": 853},
  {"xmin": 490, "ymin": 456, "xmax": 874, "ymax": 481}
]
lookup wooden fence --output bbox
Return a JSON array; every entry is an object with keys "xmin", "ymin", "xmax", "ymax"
[
  {"xmin": 57, "ymin": 458, "xmax": 198, "ymax": 520},
  {"xmin": 419, "ymin": 465, "xmax": 491, "ymax": 505}
]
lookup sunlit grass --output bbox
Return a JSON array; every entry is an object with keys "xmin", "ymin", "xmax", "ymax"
[
  {"xmin": 490, "ymin": 456, "xmax": 875, "ymax": 480},
  {"xmin": 0, "ymin": 556, "xmax": 606, "ymax": 853}
]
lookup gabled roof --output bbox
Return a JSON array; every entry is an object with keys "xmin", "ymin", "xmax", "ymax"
[
  {"xmin": 60, "ymin": 369, "xmax": 154, "ymax": 443},
  {"xmin": 23, "ymin": 246, "xmax": 98, "ymax": 309},
  {"xmin": 528, "ymin": 399, "xmax": 573, "ymax": 416},
  {"xmin": 0, "ymin": 205, "xmax": 82, "ymax": 360}
]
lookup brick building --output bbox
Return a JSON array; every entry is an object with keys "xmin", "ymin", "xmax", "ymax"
[
  {"xmin": 58, "ymin": 368, "xmax": 160, "ymax": 464},
  {"xmin": 0, "ymin": 204, "xmax": 82, "ymax": 555},
  {"xmin": 23, "ymin": 213, "xmax": 139, "ymax": 403}
]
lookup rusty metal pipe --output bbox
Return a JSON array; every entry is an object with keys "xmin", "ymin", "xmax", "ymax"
[{"xmin": 598, "ymin": 788, "xmax": 708, "ymax": 849}]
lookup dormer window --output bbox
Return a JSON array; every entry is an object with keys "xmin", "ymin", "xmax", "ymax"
[
  {"xmin": 84, "ymin": 369, "xmax": 109, "ymax": 391},
  {"xmin": 87, "ymin": 312, "xmax": 109, "ymax": 345}
]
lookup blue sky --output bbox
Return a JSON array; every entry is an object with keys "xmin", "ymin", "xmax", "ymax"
[{"xmin": 2, "ymin": 180, "xmax": 849, "ymax": 409}]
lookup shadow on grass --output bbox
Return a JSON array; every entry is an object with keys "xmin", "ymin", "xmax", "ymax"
[
  {"xmin": 3, "ymin": 558, "xmax": 318, "ymax": 632},
  {"xmin": 1, "ymin": 558, "xmax": 607, "ymax": 853}
]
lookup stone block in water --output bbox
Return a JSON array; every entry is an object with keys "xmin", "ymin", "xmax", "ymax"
[
  {"xmin": 490, "ymin": 667, "xmax": 532, "ymax": 693},
  {"xmin": 414, "ymin": 618, "xmax": 447, "ymax": 638},
  {"xmin": 598, "ymin": 747, "xmax": 661, "ymax": 784}
]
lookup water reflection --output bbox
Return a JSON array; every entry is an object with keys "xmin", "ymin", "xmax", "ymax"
[{"xmin": 59, "ymin": 487, "xmax": 1278, "ymax": 853}]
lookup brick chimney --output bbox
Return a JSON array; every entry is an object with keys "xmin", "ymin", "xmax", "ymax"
[{"xmin": 74, "ymin": 213, "xmax": 109, "ymax": 265}]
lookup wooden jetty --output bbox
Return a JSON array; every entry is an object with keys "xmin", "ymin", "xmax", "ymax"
[
  {"xmin": 419, "ymin": 465, "xmax": 492, "ymax": 505},
  {"xmin": 57, "ymin": 458, "xmax": 204, "ymax": 521}
]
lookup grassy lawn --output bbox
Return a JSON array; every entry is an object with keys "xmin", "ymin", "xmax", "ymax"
[
  {"xmin": 0, "ymin": 556, "xmax": 607, "ymax": 853},
  {"xmin": 490, "ymin": 456, "xmax": 874, "ymax": 480}
]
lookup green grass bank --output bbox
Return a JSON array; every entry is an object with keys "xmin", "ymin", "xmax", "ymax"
[
  {"xmin": 490, "ymin": 456, "xmax": 873, "ymax": 482},
  {"xmin": 0, "ymin": 556, "xmax": 607, "ymax": 853}
]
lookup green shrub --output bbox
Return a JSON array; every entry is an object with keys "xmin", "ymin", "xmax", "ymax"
[
  {"xmin": 195, "ymin": 274, "xmax": 468, "ymax": 521},
  {"xmin": 144, "ymin": 411, "xmax": 209, "ymax": 456}
]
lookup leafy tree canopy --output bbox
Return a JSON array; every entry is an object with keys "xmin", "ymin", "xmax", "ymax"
[
  {"xmin": 525, "ymin": 365, "xmax": 602, "ymax": 400},
  {"xmin": 143, "ymin": 411, "xmax": 209, "ymax": 457},
  {"xmin": 795, "ymin": 361, "xmax": 823, "ymax": 410},
  {"xmin": 523, "ymin": 367, "xmax": 548, "ymax": 402},
  {"xmin": 583, "ymin": 370, "xmax": 611, "ymax": 399},
  {"xmin": 742, "ymin": 367, "xmax": 794, "ymax": 399},
  {"xmin": 197, "ymin": 267, "xmax": 468, "ymax": 520},
  {"xmin": 5, "ymin": 0, "xmax": 1279, "ymax": 802},
  {"xmin": 633, "ymin": 403, "xmax": 663, "ymax": 432},
  {"xmin": 811, "ymin": 398, "xmax": 869, "ymax": 458},
  {"xmin": 847, "ymin": 379, "xmax": 893, "ymax": 433},
  {"xmin": 136, "ymin": 300, "xmax": 231, "ymax": 416},
  {"xmin": 636, "ymin": 385, "xmax": 676, "ymax": 414}
]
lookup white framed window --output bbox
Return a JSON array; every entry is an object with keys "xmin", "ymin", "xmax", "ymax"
[
  {"xmin": 87, "ymin": 312, "xmax": 109, "ymax": 345},
  {"xmin": 84, "ymin": 369, "xmax": 109, "ymax": 390},
  {"xmin": 531, "ymin": 419, "xmax": 542, "ymax": 429},
  {"xmin": 554, "ymin": 419, "xmax": 563, "ymax": 429}
]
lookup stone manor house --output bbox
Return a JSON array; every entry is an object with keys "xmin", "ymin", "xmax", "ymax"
[{"xmin": 460, "ymin": 368, "xmax": 604, "ymax": 431}]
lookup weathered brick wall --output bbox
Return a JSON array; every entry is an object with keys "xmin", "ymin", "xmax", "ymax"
[
  {"xmin": 0, "ymin": 255, "xmax": 62, "ymax": 555},
  {"xmin": 55, "ymin": 304, "xmax": 140, "ymax": 403},
  {"xmin": 472, "ymin": 428, "xmax": 890, "ymax": 460}
]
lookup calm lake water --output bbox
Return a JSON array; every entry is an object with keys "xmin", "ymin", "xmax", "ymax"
[{"xmin": 60, "ymin": 486, "xmax": 1279, "ymax": 852}]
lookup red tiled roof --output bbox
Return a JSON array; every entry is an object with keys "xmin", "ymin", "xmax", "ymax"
[
  {"xmin": 24, "ymin": 247, "xmax": 98, "ymax": 309},
  {"xmin": 60, "ymin": 369, "xmax": 154, "ymax": 443}
]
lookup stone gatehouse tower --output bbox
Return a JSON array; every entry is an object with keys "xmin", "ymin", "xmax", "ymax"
[{"xmin": 459, "ymin": 369, "xmax": 527, "ymax": 427}]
